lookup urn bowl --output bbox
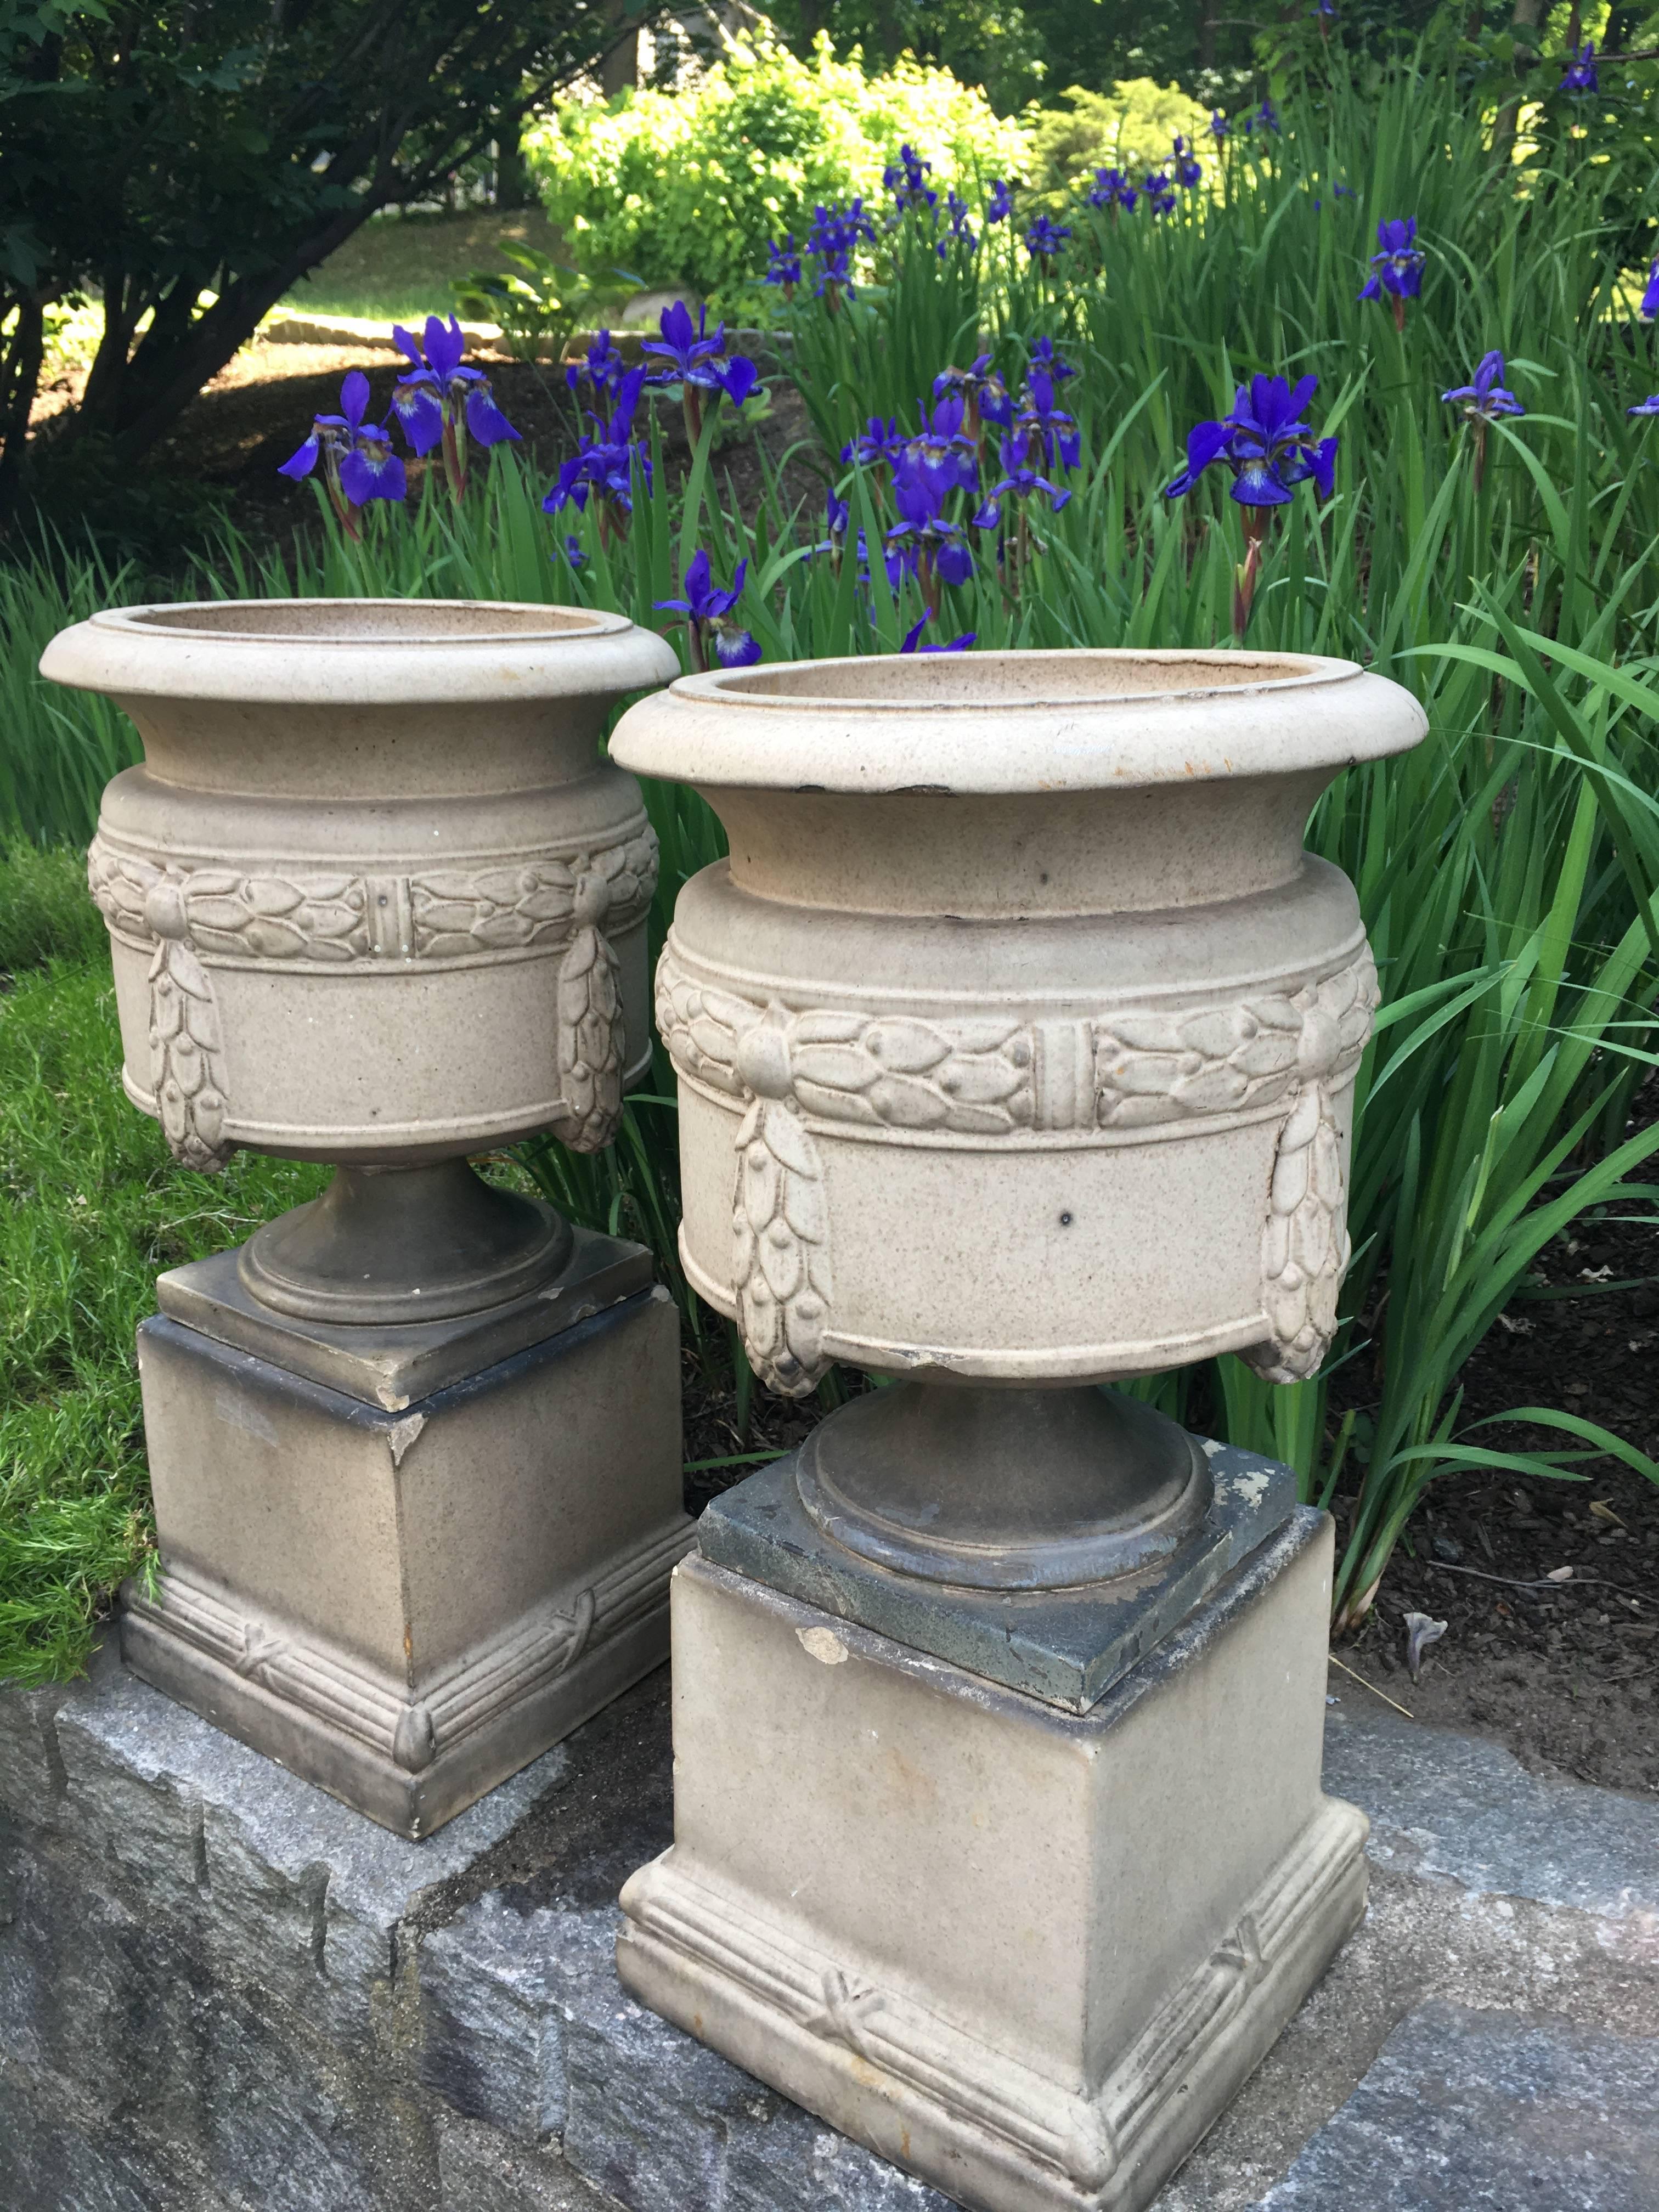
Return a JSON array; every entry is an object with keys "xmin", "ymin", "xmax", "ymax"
[
  {"xmin": 43, "ymin": 599, "xmax": 679, "ymax": 1172},
  {"xmin": 611, "ymin": 648, "xmax": 1427, "ymax": 1401}
]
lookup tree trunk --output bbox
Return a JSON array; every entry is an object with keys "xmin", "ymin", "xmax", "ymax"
[
  {"xmin": 0, "ymin": 297, "xmax": 47, "ymax": 515},
  {"xmin": 495, "ymin": 121, "xmax": 535, "ymax": 208},
  {"xmin": 42, "ymin": 201, "xmax": 385, "ymax": 472},
  {"xmin": 1197, "ymin": 0, "xmax": 1218, "ymax": 72},
  {"xmin": 599, "ymin": 0, "xmax": 637, "ymax": 96}
]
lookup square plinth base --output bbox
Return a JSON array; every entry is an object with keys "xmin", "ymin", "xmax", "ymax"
[
  {"xmin": 125, "ymin": 1271, "xmax": 691, "ymax": 1838},
  {"xmin": 618, "ymin": 1513, "xmax": 1368, "ymax": 2212}
]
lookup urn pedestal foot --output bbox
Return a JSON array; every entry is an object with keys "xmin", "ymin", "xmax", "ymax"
[
  {"xmin": 239, "ymin": 1159, "xmax": 576, "ymax": 1325},
  {"xmin": 617, "ymin": 1512, "xmax": 1367, "ymax": 2212},
  {"xmin": 124, "ymin": 1233, "xmax": 691, "ymax": 1838}
]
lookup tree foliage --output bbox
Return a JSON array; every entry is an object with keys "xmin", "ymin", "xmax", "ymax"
[{"xmin": 0, "ymin": 0, "xmax": 642, "ymax": 504}]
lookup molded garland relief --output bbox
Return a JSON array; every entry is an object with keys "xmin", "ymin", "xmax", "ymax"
[
  {"xmin": 656, "ymin": 945, "xmax": 1379, "ymax": 1396},
  {"xmin": 87, "ymin": 828, "xmax": 659, "ymax": 1169}
]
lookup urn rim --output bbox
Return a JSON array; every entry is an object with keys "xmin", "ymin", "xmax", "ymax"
[
  {"xmin": 610, "ymin": 646, "xmax": 1427, "ymax": 794},
  {"xmin": 41, "ymin": 598, "xmax": 680, "ymax": 706}
]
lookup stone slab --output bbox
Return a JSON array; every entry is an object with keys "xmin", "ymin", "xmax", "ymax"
[
  {"xmin": 698, "ymin": 1435, "xmax": 1297, "ymax": 1710},
  {"xmin": 5, "ymin": 1620, "xmax": 1659, "ymax": 2212},
  {"xmin": 1255, "ymin": 1999, "xmax": 1659, "ymax": 2209},
  {"xmin": 1324, "ymin": 1705, "xmax": 1659, "ymax": 1925},
  {"xmin": 157, "ymin": 1226, "xmax": 653, "ymax": 1411}
]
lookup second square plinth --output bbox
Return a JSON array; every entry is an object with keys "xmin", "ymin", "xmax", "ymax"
[{"xmin": 124, "ymin": 1233, "xmax": 691, "ymax": 1837}]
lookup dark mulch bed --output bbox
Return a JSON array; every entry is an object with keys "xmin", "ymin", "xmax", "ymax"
[{"xmin": 1332, "ymin": 1197, "xmax": 1658, "ymax": 1796}]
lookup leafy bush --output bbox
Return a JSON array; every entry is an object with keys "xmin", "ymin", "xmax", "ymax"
[
  {"xmin": 1026, "ymin": 80, "xmax": 1213, "ymax": 193},
  {"xmin": 524, "ymin": 31, "xmax": 1029, "ymax": 312}
]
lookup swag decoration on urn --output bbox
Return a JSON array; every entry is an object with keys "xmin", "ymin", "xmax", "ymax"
[
  {"xmin": 656, "ymin": 941, "xmax": 1379, "ymax": 1395},
  {"xmin": 610, "ymin": 648, "xmax": 1425, "ymax": 2212},
  {"xmin": 44, "ymin": 600, "xmax": 691, "ymax": 1837}
]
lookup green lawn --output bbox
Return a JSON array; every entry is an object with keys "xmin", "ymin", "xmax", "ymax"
[
  {"xmin": 0, "ymin": 847, "xmax": 324, "ymax": 1684},
  {"xmin": 276, "ymin": 206, "xmax": 565, "ymax": 328}
]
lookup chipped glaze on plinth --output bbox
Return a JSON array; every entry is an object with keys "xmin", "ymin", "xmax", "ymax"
[
  {"xmin": 611, "ymin": 650, "xmax": 1426, "ymax": 1395},
  {"xmin": 43, "ymin": 600, "xmax": 680, "ymax": 1168}
]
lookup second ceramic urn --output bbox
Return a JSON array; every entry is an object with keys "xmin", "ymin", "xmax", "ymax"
[{"xmin": 609, "ymin": 647, "xmax": 1425, "ymax": 2212}]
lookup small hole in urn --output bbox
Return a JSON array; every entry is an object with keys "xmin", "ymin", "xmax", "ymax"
[{"xmin": 1060, "ymin": 1211, "xmax": 1074, "ymax": 1227}]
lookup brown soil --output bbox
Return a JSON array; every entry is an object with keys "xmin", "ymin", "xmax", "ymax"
[{"xmin": 1330, "ymin": 1198, "xmax": 1659, "ymax": 1797}]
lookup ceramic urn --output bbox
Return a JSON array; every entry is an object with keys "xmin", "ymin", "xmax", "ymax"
[
  {"xmin": 39, "ymin": 599, "xmax": 692, "ymax": 1837},
  {"xmin": 45, "ymin": 599, "xmax": 678, "ymax": 1183},
  {"xmin": 613, "ymin": 648, "xmax": 1426, "ymax": 1407},
  {"xmin": 609, "ymin": 645, "xmax": 1429, "ymax": 2212}
]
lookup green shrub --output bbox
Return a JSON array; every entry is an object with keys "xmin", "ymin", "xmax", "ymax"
[
  {"xmin": 524, "ymin": 31, "xmax": 1029, "ymax": 313},
  {"xmin": 1026, "ymin": 79, "xmax": 1213, "ymax": 194}
]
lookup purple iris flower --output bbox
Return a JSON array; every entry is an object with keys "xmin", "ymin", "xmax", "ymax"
[
  {"xmin": 1209, "ymin": 110, "xmax": 1229, "ymax": 139},
  {"xmin": 884, "ymin": 144, "xmax": 937, "ymax": 215},
  {"xmin": 1144, "ymin": 171, "xmax": 1178, "ymax": 218},
  {"xmin": 815, "ymin": 487, "xmax": 852, "ymax": 561},
  {"xmin": 933, "ymin": 355, "xmax": 1013, "ymax": 437},
  {"xmin": 972, "ymin": 433, "xmax": 1072, "ymax": 531},
  {"xmin": 1559, "ymin": 41, "xmax": 1597, "ymax": 92},
  {"xmin": 1359, "ymin": 217, "xmax": 1426, "ymax": 330},
  {"xmin": 1029, "ymin": 336, "xmax": 1077, "ymax": 385},
  {"xmin": 391, "ymin": 315, "xmax": 518, "ymax": 498},
  {"xmin": 1025, "ymin": 214, "xmax": 1071, "ymax": 264},
  {"xmin": 986, "ymin": 179, "xmax": 1015, "ymax": 224},
  {"xmin": 1168, "ymin": 375, "xmax": 1336, "ymax": 636},
  {"xmin": 1442, "ymin": 352, "xmax": 1523, "ymax": 491},
  {"xmin": 278, "ymin": 370, "xmax": 405, "ymax": 535},
  {"xmin": 543, "ymin": 367, "xmax": 650, "ymax": 539},
  {"xmin": 840, "ymin": 415, "xmax": 906, "ymax": 470},
  {"xmin": 1166, "ymin": 374, "xmax": 1338, "ymax": 508},
  {"xmin": 1629, "ymin": 395, "xmax": 1659, "ymax": 417},
  {"xmin": 565, "ymin": 329, "xmax": 628, "ymax": 404},
  {"xmin": 764, "ymin": 234, "xmax": 803, "ymax": 296},
  {"xmin": 656, "ymin": 550, "xmax": 760, "ymax": 672},
  {"xmin": 901, "ymin": 394, "xmax": 980, "ymax": 501},
  {"xmin": 1641, "ymin": 258, "xmax": 1659, "ymax": 321},
  {"xmin": 1360, "ymin": 217, "xmax": 1425, "ymax": 300},
  {"xmin": 642, "ymin": 301, "xmax": 758, "ymax": 406},
  {"xmin": 887, "ymin": 464, "xmax": 974, "ymax": 595},
  {"xmin": 558, "ymin": 534, "xmax": 588, "ymax": 571},
  {"xmin": 808, "ymin": 198, "xmax": 876, "ymax": 257},
  {"xmin": 814, "ymin": 249, "xmax": 857, "ymax": 301},
  {"xmin": 1088, "ymin": 167, "xmax": 1138, "ymax": 213},
  {"xmin": 1244, "ymin": 99, "xmax": 1280, "ymax": 135},
  {"xmin": 1018, "ymin": 368, "xmax": 1080, "ymax": 472},
  {"xmin": 939, "ymin": 190, "xmax": 977, "ymax": 255},
  {"xmin": 1442, "ymin": 352, "xmax": 1524, "ymax": 423},
  {"xmin": 1172, "ymin": 137, "xmax": 1203, "ymax": 188},
  {"xmin": 901, "ymin": 612, "xmax": 976, "ymax": 653}
]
